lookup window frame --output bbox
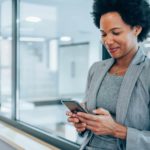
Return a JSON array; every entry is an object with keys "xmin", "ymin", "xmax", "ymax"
[
  {"xmin": 0, "ymin": 0, "xmax": 109, "ymax": 149},
  {"xmin": 0, "ymin": 0, "xmax": 80, "ymax": 149}
]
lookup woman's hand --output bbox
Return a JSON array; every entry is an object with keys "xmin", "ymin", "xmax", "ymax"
[
  {"xmin": 66, "ymin": 111, "xmax": 86, "ymax": 132},
  {"xmin": 77, "ymin": 108, "xmax": 127, "ymax": 139}
]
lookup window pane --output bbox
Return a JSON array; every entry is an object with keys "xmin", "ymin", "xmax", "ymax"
[
  {"xmin": 18, "ymin": 0, "xmax": 101, "ymax": 143},
  {"xmin": 0, "ymin": 0, "xmax": 12, "ymax": 118}
]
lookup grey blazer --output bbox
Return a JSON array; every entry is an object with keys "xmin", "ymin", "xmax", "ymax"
[{"xmin": 80, "ymin": 49, "xmax": 150, "ymax": 150}]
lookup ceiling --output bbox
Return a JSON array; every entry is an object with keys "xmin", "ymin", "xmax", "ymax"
[{"xmin": 1, "ymin": 0, "xmax": 98, "ymax": 43}]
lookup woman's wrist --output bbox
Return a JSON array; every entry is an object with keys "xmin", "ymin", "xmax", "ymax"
[{"xmin": 112, "ymin": 122, "xmax": 127, "ymax": 140}]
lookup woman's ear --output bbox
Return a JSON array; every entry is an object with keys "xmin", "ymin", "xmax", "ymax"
[{"xmin": 133, "ymin": 25, "xmax": 142, "ymax": 36}]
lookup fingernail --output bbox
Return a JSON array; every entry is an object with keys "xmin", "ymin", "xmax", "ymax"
[
  {"xmin": 82, "ymin": 123, "xmax": 86, "ymax": 126},
  {"xmin": 75, "ymin": 119, "xmax": 79, "ymax": 123},
  {"xmin": 77, "ymin": 112, "xmax": 81, "ymax": 115},
  {"xmin": 93, "ymin": 110, "xmax": 96, "ymax": 113}
]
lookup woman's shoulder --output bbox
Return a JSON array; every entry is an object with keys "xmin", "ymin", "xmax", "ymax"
[
  {"xmin": 140, "ymin": 57, "xmax": 150, "ymax": 87},
  {"xmin": 144, "ymin": 56, "xmax": 150, "ymax": 69},
  {"xmin": 89, "ymin": 58, "xmax": 113, "ymax": 73},
  {"xmin": 142, "ymin": 57, "xmax": 150, "ymax": 83}
]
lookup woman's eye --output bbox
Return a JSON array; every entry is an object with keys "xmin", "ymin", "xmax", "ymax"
[
  {"xmin": 112, "ymin": 32, "xmax": 121, "ymax": 35},
  {"xmin": 101, "ymin": 33, "xmax": 106, "ymax": 37}
]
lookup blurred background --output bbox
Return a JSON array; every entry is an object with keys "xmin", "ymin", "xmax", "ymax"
[{"xmin": 0, "ymin": 0, "xmax": 149, "ymax": 145}]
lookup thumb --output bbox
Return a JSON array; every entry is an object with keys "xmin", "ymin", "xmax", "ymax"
[{"xmin": 93, "ymin": 108, "xmax": 110, "ymax": 115}]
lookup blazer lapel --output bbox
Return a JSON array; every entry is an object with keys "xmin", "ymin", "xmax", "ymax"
[
  {"xmin": 116, "ymin": 49, "xmax": 146, "ymax": 124},
  {"xmin": 87, "ymin": 59, "xmax": 114, "ymax": 112}
]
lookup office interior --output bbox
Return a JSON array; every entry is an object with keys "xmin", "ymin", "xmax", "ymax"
[{"xmin": 0, "ymin": 0, "xmax": 150, "ymax": 149}]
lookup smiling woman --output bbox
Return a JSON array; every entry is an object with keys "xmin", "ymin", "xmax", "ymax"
[
  {"xmin": 66, "ymin": 0, "xmax": 150, "ymax": 149},
  {"xmin": 1, "ymin": 0, "xmax": 150, "ymax": 149},
  {"xmin": 99, "ymin": 11, "xmax": 142, "ymax": 76},
  {"xmin": 100, "ymin": 12, "xmax": 141, "ymax": 62}
]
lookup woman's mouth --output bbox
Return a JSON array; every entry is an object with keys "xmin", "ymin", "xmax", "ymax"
[{"xmin": 109, "ymin": 47, "xmax": 119, "ymax": 53}]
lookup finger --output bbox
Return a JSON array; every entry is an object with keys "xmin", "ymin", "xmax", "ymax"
[
  {"xmin": 78, "ymin": 117, "xmax": 98, "ymax": 127},
  {"xmin": 68, "ymin": 117, "xmax": 79, "ymax": 123},
  {"xmin": 66, "ymin": 111, "xmax": 73, "ymax": 116},
  {"xmin": 66, "ymin": 111, "xmax": 77, "ymax": 117},
  {"xmin": 74, "ymin": 122, "xmax": 86, "ymax": 128},
  {"xmin": 76, "ymin": 128, "xmax": 86, "ymax": 132},
  {"xmin": 93, "ymin": 131, "xmax": 102, "ymax": 136},
  {"xmin": 93, "ymin": 108, "xmax": 110, "ymax": 115},
  {"xmin": 77, "ymin": 112, "xmax": 98, "ymax": 121},
  {"xmin": 94, "ymin": 131, "xmax": 106, "ymax": 136},
  {"xmin": 86, "ymin": 124, "xmax": 101, "ymax": 132}
]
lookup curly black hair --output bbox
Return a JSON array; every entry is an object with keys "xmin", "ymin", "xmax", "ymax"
[{"xmin": 92, "ymin": 0, "xmax": 150, "ymax": 42}]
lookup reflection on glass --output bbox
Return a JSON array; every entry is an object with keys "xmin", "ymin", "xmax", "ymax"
[
  {"xmin": 0, "ymin": 0, "xmax": 12, "ymax": 118},
  {"xmin": 18, "ymin": 0, "xmax": 100, "ymax": 143}
]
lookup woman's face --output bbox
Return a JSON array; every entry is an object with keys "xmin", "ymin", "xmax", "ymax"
[{"xmin": 100, "ymin": 12, "xmax": 140, "ymax": 59}]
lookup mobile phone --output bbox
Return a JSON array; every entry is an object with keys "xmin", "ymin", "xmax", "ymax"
[{"xmin": 61, "ymin": 99, "xmax": 88, "ymax": 113}]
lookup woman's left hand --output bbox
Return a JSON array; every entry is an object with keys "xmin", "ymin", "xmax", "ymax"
[{"xmin": 77, "ymin": 108, "xmax": 117, "ymax": 136}]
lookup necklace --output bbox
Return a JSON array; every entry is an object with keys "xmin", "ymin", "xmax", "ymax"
[{"xmin": 111, "ymin": 65, "xmax": 128, "ymax": 76}]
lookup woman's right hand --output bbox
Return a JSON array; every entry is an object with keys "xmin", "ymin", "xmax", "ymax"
[{"xmin": 66, "ymin": 111, "xmax": 86, "ymax": 132}]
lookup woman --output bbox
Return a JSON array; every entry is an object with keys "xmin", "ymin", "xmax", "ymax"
[{"xmin": 67, "ymin": 0, "xmax": 150, "ymax": 149}]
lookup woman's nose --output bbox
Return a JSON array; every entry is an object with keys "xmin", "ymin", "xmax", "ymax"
[{"xmin": 104, "ymin": 36, "xmax": 114, "ymax": 45}]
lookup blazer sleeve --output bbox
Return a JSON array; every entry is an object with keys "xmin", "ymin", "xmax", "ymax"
[
  {"xmin": 126, "ymin": 127, "xmax": 150, "ymax": 150},
  {"xmin": 126, "ymin": 76, "xmax": 150, "ymax": 150}
]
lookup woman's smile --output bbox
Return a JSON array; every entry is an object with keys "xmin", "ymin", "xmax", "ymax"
[{"xmin": 108, "ymin": 47, "xmax": 120, "ymax": 54}]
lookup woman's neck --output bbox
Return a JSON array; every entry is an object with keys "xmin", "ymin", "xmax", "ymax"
[{"xmin": 115, "ymin": 46, "xmax": 138, "ymax": 68}]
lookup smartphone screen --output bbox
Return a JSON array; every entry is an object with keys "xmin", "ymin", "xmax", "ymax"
[{"xmin": 61, "ymin": 99, "xmax": 88, "ymax": 113}]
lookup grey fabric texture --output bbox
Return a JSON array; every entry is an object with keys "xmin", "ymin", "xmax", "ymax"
[
  {"xmin": 97, "ymin": 73, "xmax": 123, "ymax": 115},
  {"xmin": 79, "ymin": 48, "xmax": 150, "ymax": 150},
  {"xmin": 88, "ymin": 73, "xmax": 123, "ymax": 149}
]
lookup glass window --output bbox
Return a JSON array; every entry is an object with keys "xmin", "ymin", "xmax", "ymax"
[
  {"xmin": 17, "ymin": 0, "xmax": 101, "ymax": 144},
  {"xmin": 0, "ymin": 0, "xmax": 12, "ymax": 118}
]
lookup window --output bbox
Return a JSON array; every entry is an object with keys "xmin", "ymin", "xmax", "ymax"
[
  {"xmin": 17, "ymin": 0, "xmax": 101, "ymax": 144},
  {"xmin": 0, "ymin": 0, "xmax": 12, "ymax": 118}
]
